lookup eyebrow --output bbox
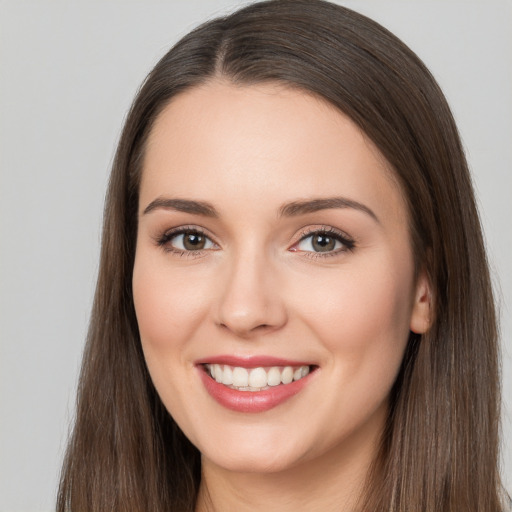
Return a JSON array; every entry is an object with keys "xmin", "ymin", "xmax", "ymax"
[
  {"xmin": 279, "ymin": 197, "xmax": 379, "ymax": 223},
  {"xmin": 142, "ymin": 196, "xmax": 379, "ymax": 223},
  {"xmin": 142, "ymin": 198, "xmax": 218, "ymax": 217}
]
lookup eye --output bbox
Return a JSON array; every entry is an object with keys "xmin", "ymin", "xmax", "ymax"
[
  {"xmin": 157, "ymin": 228, "xmax": 216, "ymax": 253},
  {"xmin": 292, "ymin": 229, "xmax": 355, "ymax": 255}
]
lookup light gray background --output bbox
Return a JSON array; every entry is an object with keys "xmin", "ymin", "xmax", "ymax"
[{"xmin": 0, "ymin": 1, "xmax": 510, "ymax": 510}]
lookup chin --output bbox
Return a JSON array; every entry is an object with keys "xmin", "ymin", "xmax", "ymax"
[
  {"xmin": 193, "ymin": 426, "xmax": 309, "ymax": 474},
  {"xmin": 202, "ymin": 447, "xmax": 304, "ymax": 474}
]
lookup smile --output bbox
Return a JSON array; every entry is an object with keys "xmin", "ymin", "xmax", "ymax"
[
  {"xmin": 197, "ymin": 358, "xmax": 317, "ymax": 413},
  {"xmin": 204, "ymin": 364, "xmax": 311, "ymax": 391}
]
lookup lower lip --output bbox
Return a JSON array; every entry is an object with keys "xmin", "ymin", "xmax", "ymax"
[{"xmin": 198, "ymin": 367, "xmax": 314, "ymax": 413}]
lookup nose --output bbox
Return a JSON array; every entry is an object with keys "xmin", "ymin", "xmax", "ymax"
[{"xmin": 214, "ymin": 251, "xmax": 288, "ymax": 338}]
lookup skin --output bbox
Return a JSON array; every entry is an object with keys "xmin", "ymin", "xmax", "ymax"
[{"xmin": 132, "ymin": 80, "xmax": 431, "ymax": 512}]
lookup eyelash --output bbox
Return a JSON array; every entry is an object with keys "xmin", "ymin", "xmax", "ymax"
[
  {"xmin": 155, "ymin": 225, "xmax": 355, "ymax": 258},
  {"xmin": 156, "ymin": 226, "xmax": 216, "ymax": 258},
  {"xmin": 293, "ymin": 226, "xmax": 355, "ymax": 259}
]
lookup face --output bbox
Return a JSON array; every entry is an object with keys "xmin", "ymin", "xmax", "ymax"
[{"xmin": 133, "ymin": 81, "xmax": 430, "ymax": 475}]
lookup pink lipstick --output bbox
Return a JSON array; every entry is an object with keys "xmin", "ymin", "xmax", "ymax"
[{"xmin": 196, "ymin": 355, "xmax": 316, "ymax": 413}]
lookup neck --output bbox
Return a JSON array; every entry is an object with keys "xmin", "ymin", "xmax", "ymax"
[{"xmin": 195, "ymin": 423, "xmax": 383, "ymax": 512}]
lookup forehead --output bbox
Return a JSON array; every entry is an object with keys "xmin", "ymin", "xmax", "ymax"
[{"xmin": 140, "ymin": 80, "xmax": 405, "ymax": 224}]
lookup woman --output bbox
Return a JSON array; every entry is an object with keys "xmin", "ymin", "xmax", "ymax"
[{"xmin": 57, "ymin": 1, "xmax": 506, "ymax": 510}]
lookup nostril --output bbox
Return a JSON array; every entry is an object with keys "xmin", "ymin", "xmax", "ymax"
[{"xmin": 217, "ymin": 318, "xmax": 278, "ymax": 338}]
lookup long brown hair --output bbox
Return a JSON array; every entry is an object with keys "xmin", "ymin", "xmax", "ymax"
[{"xmin": 57, "ymin": 1, "xmax": 503, "ymax": 510}]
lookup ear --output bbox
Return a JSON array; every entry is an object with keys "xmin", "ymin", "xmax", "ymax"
[{"xmin": 410, "ymin": 270, "xmax": 432, "ymax": 334}]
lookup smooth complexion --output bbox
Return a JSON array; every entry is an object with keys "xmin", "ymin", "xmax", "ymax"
[{"xmin": 132, "ymin": 81, "xmax": 431, "ymax": 511}]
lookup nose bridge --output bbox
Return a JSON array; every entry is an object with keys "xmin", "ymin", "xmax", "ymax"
[{"xmin": 216, "ymin": 244, "xmax": 287, "ymax": 336}]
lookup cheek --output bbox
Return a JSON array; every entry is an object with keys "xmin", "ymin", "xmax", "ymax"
[
  {"xmin": 131, "ymin": 249, "xmax": 218, "ymax": 433},
  {"xmin": 134, "ymin": 253, "xmax": 197, "ymax": 334},
  {"xmin": 132, "ymin": 249, "xmax": 213, "ymax": 372},
  {"xmin": 294, "ymin": 255, "xmax": 414, "ymax": 379},
  {"xmin": 289, "ymin": 258, "xmax": 415, "ymax": 445}
]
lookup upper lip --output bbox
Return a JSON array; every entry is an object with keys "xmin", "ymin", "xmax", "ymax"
[{"xmin": 194, "ymin": 354, "xmax": 315, "ymax": 368}]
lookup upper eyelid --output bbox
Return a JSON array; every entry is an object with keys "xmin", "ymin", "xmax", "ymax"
[
  {"xmin": 155, "ymin": 225, "xmax": 218, "ymax": 248},
  {"xmin": 295, "ymin": 225, "xmax": 354, "ymax": 242},
  {"xmin": 291, "ymin": 226, "xmax": 356, "ymax": 255},
  {"xmin": 155, "ymin": 227, "xmax": 219, "ymax": 258},
  {"xmin": 161, "ymin": 225, "xmax": 214, "ymax": 239},
  {"xmin": 154, "ymin": 224, "xmax": 355, "ymax": 249}
]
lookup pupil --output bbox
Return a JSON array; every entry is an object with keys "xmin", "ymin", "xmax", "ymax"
[
  {"xmin": 184, "ymin": 233, "xmax": 205, "ymax": 250},
  {"xmin": 312, "ymin": 234, "xmax": 335, "ymax": 252}
]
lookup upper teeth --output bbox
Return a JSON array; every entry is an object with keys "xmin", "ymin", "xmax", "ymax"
[{"xmin": 205, "ymin": 364, "xmax": 310, "ymax": 391}]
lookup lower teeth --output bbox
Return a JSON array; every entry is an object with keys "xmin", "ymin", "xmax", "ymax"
[{"xmin": 228, "ymin": 385, "xmax": 271, "ymax": 392}]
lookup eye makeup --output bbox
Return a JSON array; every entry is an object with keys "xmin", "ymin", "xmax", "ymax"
[{"xmin": 153, "ymin": 223, "xmax": 356, "ymax": 260}]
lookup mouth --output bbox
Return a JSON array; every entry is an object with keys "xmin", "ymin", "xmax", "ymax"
[
  {"xmin": 197, "ymin": 357, "xmax": 317, "ymax": 413},
  {"xmin": 203, "ymin": 363, "xmax": 312, "ymax": 391}
]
